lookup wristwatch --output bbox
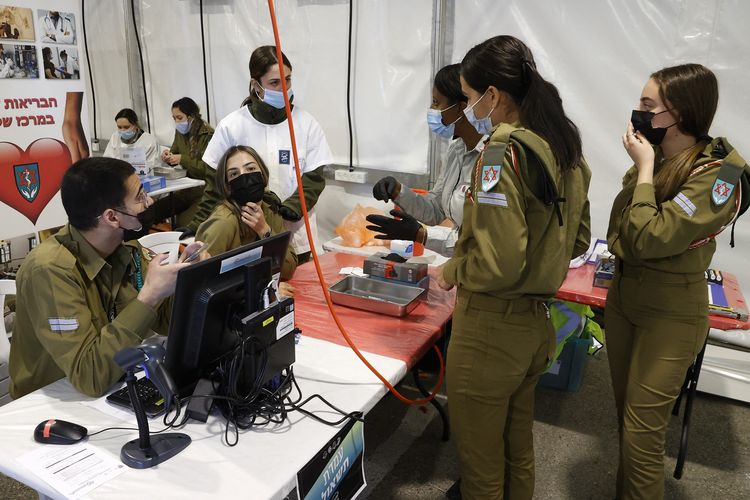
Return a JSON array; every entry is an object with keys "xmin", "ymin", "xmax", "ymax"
[{"xmin": 262, "ymin": 228, "xmax": 272, "ymax": 239}]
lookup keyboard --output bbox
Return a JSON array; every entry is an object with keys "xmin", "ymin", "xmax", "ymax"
[{"xmin": 106, "ymin": 377, "xmax": 166, "ymax": 417}]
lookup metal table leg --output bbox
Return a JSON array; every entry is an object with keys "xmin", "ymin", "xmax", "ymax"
[
  {"xmin": 672, "ymin": 336, "xmax": 708, "ymax": 479},
  {"xmin": 411, "ymin": 365, "xmax": 450, "ymax": 441}
]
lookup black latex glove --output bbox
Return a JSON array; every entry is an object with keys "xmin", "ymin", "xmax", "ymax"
[
  {"xmin": 176, "ymin": 227, "xmax": 195, "ymax": 240},
  {"xmin": 372, "ymin": 176, "xmax": 400, "ymax": 202},
  {"xmin": 365, "ymin": 209, "xmax": 420, "ymax": 241},
  {"xmin": 278, "ymin": 204, "xmax": 302, "ymax": 221}
]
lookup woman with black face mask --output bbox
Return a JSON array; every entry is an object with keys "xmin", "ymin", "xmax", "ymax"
[
  {"xmin": 606, "ymin": 63, "xmax": 749, "ymax": 499},
  {"xmin": 195, "ymin": 145, "xmax": 297, "ymax": 282}
]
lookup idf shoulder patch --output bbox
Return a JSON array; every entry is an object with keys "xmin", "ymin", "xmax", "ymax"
[
  {"xmin": 478, "ymin": 142, "xmax": 507, "ymax": 192},
  {"xmin": 711, "ymin": 158, "xmax": 743, "ymax": 207},
  {"xmin": 481, "ymin": 164, "xmax": 502, "ymax": 192}
]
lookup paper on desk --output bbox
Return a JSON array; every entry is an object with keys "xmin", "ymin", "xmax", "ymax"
[
  {"xmin": 17, "ymin": 442, "xmax": 126, "ymax": 499},
  {"xmin": 339, "ymin": 267, "xmax": 365, "ymax": 276}
]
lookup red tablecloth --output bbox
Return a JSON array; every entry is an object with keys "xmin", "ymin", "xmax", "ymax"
[
  {"xmin": 557, "ymin": 265, "xmax": 750, "ymax": 331},
  {"xmin": 289, "ymin": 253, "xmax": 456, "ymax": 368}
]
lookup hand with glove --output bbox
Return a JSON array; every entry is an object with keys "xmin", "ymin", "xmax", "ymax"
[
  {"xmin": 365, "ymin": 209, "xmax": 426, "ymax": 243},
  {"xmin": 372, "ymin": 176, "xmax": 402, "ymax": 202},
  {"xmin": 278, "ymin": 204, "xmax": 302, "ymax": 222}
]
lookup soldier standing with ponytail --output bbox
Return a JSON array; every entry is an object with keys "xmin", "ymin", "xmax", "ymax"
[{"xmin": 437, "ymin": 35, "xmax": 591, "ymax": 499}]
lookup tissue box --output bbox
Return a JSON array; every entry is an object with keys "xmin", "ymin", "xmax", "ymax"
[
  {"xmin": 593, "ymin": 256, "xmax": 615, "ymax": 289},
  {"xmin": 363, "ymin": 253, "xmax": 428, "ymax": 284},
  {"xmin": 139, "ymin": 175, "xmax": 166, "ymax": 193}
]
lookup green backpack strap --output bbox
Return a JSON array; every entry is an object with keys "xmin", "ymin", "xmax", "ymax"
[{"xmin": 510, "ymin": 129, "xmax": 566, "ymax": 226}]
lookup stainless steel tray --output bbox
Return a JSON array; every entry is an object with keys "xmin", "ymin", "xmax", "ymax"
[{"xmin": 329, "ymin": 275, "xmax": 426, "ymax": 317}]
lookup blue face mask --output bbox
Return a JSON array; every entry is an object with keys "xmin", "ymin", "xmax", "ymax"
[
  {"xmin": 119, "ymin": 128, "xmax": 136, "ymax": 141},
  {"xmin": 426, "ymin": 103, "xmax": 459, "ymax": 139},
  {"xmin": 175, "ymin": 119, "xmax": 191, "ymax": 135},
  {"xmin": 258, "ymin": 86, "xmax": 293, "ymax": 109},
  {"xmin": 463, "ymin": 90, "xmax": 495, "ymax": 135}
]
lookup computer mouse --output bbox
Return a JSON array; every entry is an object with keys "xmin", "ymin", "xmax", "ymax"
[{"xmin": 33, "ymin": 419, "xmax": 88, "ymax": 445}]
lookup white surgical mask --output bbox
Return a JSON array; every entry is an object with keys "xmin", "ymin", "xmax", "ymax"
[
  {"xmin": 256, "ymin": 85, "xmax": 293, "ymax": 109},
  {"xmin": 119, "ymin": 128, "xmax": 136, "ymax": 141},
  {"xmin": 175, "ymin": 119, "xmax": 191, "ymax": 135},
  {"xmin": 463, "ymin": 90, "xmax": 495, "ymax": 135},
  {"xmin": 426, "ymin": 103, "xmax": 460, "ymax": 139}
]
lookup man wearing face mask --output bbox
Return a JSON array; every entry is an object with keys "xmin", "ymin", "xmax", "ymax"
[
  {"xmin": 366, "ymin": 64, "xmax": 484, "ymax": 257},
  {"xmin": 196, "ymin": 145, "xmax": 298, "ymax": 281},
  {"xmin": 9, "ymin": 157, "xmax": 207, "ymax": 399},
  {"xmin": 202, "ymin": 46, "xmax": 332, "ymax": 263}
]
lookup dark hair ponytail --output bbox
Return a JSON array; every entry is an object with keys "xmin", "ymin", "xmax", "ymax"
[
  {"xmin": 461, "ymin": 36, "xmax": 582, "ymax": 171},
  {"xmin": 172, "ymin": 97, "xmax": 201, "ymax": 120}
]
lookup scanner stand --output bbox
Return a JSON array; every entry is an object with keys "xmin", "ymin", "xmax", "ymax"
[{"xmin": 120, "ymin": 370, "xmax": 191, "ymax": 469}]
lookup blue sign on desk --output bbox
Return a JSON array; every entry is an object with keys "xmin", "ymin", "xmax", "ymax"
[{"xmin": 296, "ymin": 418, "xmax": 366, "ymax": 500}]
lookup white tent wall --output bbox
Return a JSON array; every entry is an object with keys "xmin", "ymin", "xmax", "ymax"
[
  {"xmin": 83, "ymin": 0, "xmax": 130, "ymax": 147},
  {"xmin": 450, "ymin": 0, "xmax": 750, "ymax": 300},
  {"xmin": 115, "ymin": 0, "xmax": 433, "ymax": 173},
  {"xmin": 83, "ymin": 0, "xmax": 750, "ymax": 299}
]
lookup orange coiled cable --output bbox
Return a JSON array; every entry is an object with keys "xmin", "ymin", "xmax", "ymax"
[{"xmin": 266, "ymin": 0, "xmax": 445, "ymax": 406}]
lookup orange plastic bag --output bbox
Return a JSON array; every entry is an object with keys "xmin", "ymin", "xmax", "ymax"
[{"xmin": 335, "ymin": 204, "xmax": 388, "ymax": 248}]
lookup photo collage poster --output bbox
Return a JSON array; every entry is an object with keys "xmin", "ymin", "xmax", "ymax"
[{"xmin": 0, "ymin": 0, "xmax": 90, "ymax": 240}]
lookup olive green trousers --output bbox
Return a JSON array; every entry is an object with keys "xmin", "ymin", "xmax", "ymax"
[
  {"xmin": 605, "ymin": 266, "xmax": 708, "ymax": 500},
  {"xmin": 447, "ymin": 289, "xmax": 555, "ymax": 500}
]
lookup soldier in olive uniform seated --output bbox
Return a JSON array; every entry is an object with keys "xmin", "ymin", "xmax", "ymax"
[{"xmin": 9, "ymin": 157, "xmax": 206, "ymax": 398}]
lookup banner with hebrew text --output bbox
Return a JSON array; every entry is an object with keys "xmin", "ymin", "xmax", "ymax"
[{"xmin": 1, "ymin": 0, "xmax": 90, "ymax": 239}]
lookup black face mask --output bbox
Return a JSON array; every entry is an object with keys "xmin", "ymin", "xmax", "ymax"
[
  {"xmin": 229, "ymin": 172, "xmax": 266, "ymax": 206},
  {"xmin": 630, "ymin": 109, "xmax": 677, "ymax": 146},
  {"xmin": 116, "ymin": 207, "xmax": 155, "ymax": 241}
]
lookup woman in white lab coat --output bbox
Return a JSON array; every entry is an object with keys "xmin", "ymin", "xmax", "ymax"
[
  {"xmin": 202, "ymin": 46, "xmax": 332, "ymax": 263},
  {"xmin": 103, "ymin": 108, "xmax": 159, "ymax": 176}
]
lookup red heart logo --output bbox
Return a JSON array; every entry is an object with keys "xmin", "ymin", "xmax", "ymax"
[{"xmin": 0, "ymin": 139, "xmax": 72, "ymax": 225}]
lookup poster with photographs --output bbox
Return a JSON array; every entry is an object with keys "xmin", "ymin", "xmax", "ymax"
[
  {"xmin": 42, "ymin": 45, "xmax": 77, "ymax": 79},
  {"xmin": 0, "ymin": 43, "xmax": 37, "ymax": 78},
  {"xmin": 0, "ymin": 5, "xmax": 35, "ymax": 41},
  {"xmin": 1, "ymin": 0, "xmax": 90, "ymax": 240},
  {"xmin": 37, "ymin": 9, "xmax": 75, "ymax": 44}
]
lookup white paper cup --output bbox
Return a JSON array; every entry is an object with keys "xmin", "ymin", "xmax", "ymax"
[{"xmin": 138, "ymin": 231, "xmax": 182, "ymax": 264}]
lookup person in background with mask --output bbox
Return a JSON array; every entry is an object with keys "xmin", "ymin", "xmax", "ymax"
[
  {"xmin": 196, "ymin": 145, "xmax": 297, "ymax": 283},
  {"xmin": 153, "ymin": 97, "xmax": 218, "ymax": 231},
  {"xmin": 606, "ymin": 64, "xmax": 749, "ymax": 500},
  {"xmin": 438, "ymin": 36, "xmax": 591, "ymax": 499},
  {"xmin": 9, "ymin": 157, "xmax": 207, "ymax": 399},
  {"xmin": 202, "ymin": 46, "xmax": 332, "ymax": 263},
  {"xmin": 103, "ymin": 108, "xmax": 160, "ymax": 176},
  {"xmin": 365, "ymin": 63, "xmax": 483, "ymax": 256}
]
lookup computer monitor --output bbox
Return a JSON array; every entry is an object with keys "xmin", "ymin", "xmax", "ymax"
[{"xmin": 164, "ymin": 231, "xmax": 293, "ymax": 395}]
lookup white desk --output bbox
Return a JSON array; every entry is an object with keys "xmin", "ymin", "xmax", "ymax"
[
  {"xmin": 149, "ymin": 177, "xmax": 205, "ymax": 198},
  {"xmin": 0, "ymin": 337, "xmax": 406, "ymax": 499},
  {"xmin": 148, "ymin": 178, "xmax": 206, "ymax": 228}
]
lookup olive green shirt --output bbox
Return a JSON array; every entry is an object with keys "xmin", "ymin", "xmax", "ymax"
[
  {"xmin": 170, "ymin": 120, "xmax": 220, "ymax": 232},
  {"xmin": 608, "ymin": 141, "xmax": 740, "ymax": 273},
  {"xmin": 9, "ymin": 225, "xmax": 168, "ymax": 399},
  {"xmin": 196, "ymin": 201, "xmax": 298, "ymax": 281},
  {"xmin": 443, "ymin": 123, "xmax": 592, "ymax": 300}
]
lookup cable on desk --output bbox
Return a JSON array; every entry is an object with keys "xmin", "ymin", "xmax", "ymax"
[{"xmin": 265, "ymin": 0, "xmax": 446, "ymax": 408}]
